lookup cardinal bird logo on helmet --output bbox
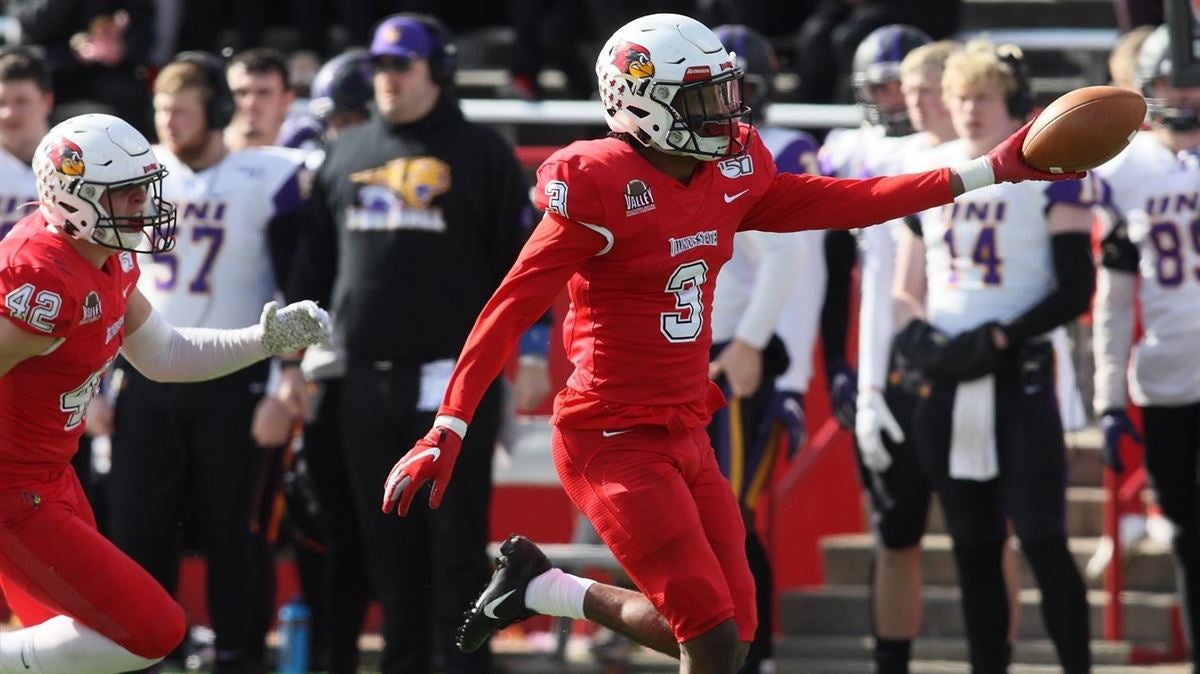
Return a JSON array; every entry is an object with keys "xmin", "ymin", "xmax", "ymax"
[
  {"xmin": 613, "ymin": 41, "xmax": 654, "ymax": 78},
  {"xmin": 48, "ymin": 138, "xmax": 85, "ymax": 177}
]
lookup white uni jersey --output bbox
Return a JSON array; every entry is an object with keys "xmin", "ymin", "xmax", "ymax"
[
  {"xmin": 139, "ymin": 145, "xmax": 306, "ymax": 328},
  {"xmin": 819, "ymin": 125, "xmax": 916, "ymax": 179},
  {"xmin": 0, "ymin": 146, "xmax": 37, "ymax": 239},
  {"xmin": 915, "ymin": 140, "xmax": 1096, "ymax": 336},
  {"xmin": 1095, "ymin": 133, "xmax": 1200, "ymax": 406}
]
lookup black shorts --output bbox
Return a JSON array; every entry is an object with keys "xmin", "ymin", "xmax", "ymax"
[
  {"xmin": 913, "ymin": 341, "xmax": 1068, "ymax": 546},
  {"xmin": 854, "ymin": 379, "xmax": 930, "ymax": 550}
]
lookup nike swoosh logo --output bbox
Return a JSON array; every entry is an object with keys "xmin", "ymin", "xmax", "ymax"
[
  {"xmin": 723, "ymin": 189, "xmax": 749, "ymax": 203},
  {"xmin": 602, "ymin": 429, "xmax": 632, "ymax": 438},
  {"xmin": 483, "ymin": 589, "xmax": 516, "ymax": 619},
  {"xmin": 408, "ymin": 447, "xmax": 441, "ymax": 464}
]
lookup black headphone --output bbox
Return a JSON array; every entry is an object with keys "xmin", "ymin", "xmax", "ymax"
[
  {"xmin": 392, "ymin": 13, "xmax": 457, "ymax": 87},
  {"xmin": 996, "ymin": 44, "xmax": 1034, "ymax": 120},
  {"xmin": 171, "ymin": 50, "xmax": 235, "ymax": 130}
]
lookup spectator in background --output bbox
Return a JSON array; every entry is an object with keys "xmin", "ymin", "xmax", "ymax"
[
  {"xmin": 280, "ymin": 14, "xmax": 546, "ymax": 674},
  {"xmin": 1112, "ymin": 0, "xmax": 1162, "ymax": 34},
  {"xmin": 706, "ymin": 25, "xmax": 825, "ymax": 674},
  {"xmin": 7, "ymin": 0, "xmax": 156, "ymax": 133},
  {"xmin": 893, "ymin": 41, "xmax": 1094, "ymax": 672},
  {"xmin": 1107, "ymin": 24, "xmax": 1155, "ymax": 91},
  {"xmin": 504, "ymin": 0, "xmax": 595, "ymax": 100},
  {"xmin": 272, "ymin": 47, "xmax": 376, "ymax": 674},
  {"xmin": 0, "ymin": 46, "xmax": 51, "ymax": 239},
  {"xmin": 104, "ymin": 51, "xmax": 308, "ymax": 674},
  {"xmin": 226, "ymin": 48, "xmax": 296, "ymax": 151},
  {"xmin": 793, "ymin": 0, "xmax": 961, "ymax": 103},
  {"xmin": 1092, "ymin": 25, "xmax": 1200, "ymax": 668}
]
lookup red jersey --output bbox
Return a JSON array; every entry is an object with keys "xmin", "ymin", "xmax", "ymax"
[
  {"xmin": 0, "ymin": 213, "xmax": 140, "ymax": 477},
  {"xmin": 440, "ymin": 126, "xmax": 952, "ymax": 430}
]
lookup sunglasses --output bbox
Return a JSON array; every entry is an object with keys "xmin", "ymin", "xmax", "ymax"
[{"xmin": 370, "ymin": 55, "xmax": 416, "ymax": 74}]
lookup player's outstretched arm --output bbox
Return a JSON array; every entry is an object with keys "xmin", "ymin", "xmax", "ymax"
[
  {"xmin": 381, "ymin": 213, "xmax": 603, "ymax": 517},
  {"xmin": 743, "ymin": 122, "xmax": 1086, "ymax": 235},
  {"xmin": 120, "ymin": 289, "xmax": 331, "ymax": 383},
  {"xmin": 0, "ymin": 316, "xmax": 59, "ymax": 378}
]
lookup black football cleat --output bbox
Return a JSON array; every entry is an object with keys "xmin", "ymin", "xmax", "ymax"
[{"xmin": 456, "ymin": 533, "xmax": 552, "ymax": 653}]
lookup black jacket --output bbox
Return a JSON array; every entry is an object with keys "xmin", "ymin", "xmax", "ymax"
[{"xmin": 287, "ymin": 93, "xmax": 535, "ymax": 363}]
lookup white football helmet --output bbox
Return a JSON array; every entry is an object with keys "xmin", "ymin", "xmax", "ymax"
[
  {"xmin": 596, "ymin": 14, "xmax": 748, "ymax": 160},
  {"xmin": 34, "ymin": 113, "xmax": 176, "ymax": 253}
]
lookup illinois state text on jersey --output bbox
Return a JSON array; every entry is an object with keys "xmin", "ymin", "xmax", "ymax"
[
  {"xmin": 0, "ymin": 213, "xmax": 140, "ymax": 476},
  {"xmin": 438, "ymin": 124, "xmax": 956, "ymax": 430}
]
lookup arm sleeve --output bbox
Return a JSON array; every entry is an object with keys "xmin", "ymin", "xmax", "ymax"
[
  {"xmin": 857, "ymin": 222, "xmax": 897, "ymax": 392},
  {"xmin": 1092, "ymin": 266, "xmax": 1135, "ymax": 413},
  {"xmin": 1004, "ymin": 231, "xmax": 1096, "ymax": 342},
  {"xmin": 439, "ymin": 213, "xmax": 602, "ymax": 422},
  {"xmin": 120, "ymin": 307, "xmax": 269, "ymax": 382},
  {"xmin": 285, "ymin": 170, "xmax": 337, "ymax": 307},
  {"xmin": 774, "ymin": 231, "xmax": 827, "ymax": 393},
  {"xmin": 819, "ymin": 229, "xmax": 855, "ymax": 368},
  {"xmin": 738, "ymin": 169, "xmax": 953, "ymax": 234},
  {"xmin": 732, "ymin": 232, "xmax": 808, "ymax": 349}
]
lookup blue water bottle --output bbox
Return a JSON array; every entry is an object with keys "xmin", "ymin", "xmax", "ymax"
[{"xmin": 277, "ymin": 595, "xmax": 310, "ymax": 674}]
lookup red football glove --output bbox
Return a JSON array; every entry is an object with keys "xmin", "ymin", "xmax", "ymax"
[
  {"xmin": 381, "ymin": 424, "xmax": 463, "ymax": 516},
  {"xmin": 986, "ymin": 119, "xmax": 1087, "ymax": 184}
]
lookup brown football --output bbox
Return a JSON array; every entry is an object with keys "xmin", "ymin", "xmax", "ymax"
[{"xmin": 1020, "ymin": 86, "xmax": 1147, "ymax": 173}]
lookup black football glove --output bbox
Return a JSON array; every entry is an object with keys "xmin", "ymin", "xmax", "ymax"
[{"xmin": 894, "ymin": 319, "xmax": 1006, "ymax": 383}]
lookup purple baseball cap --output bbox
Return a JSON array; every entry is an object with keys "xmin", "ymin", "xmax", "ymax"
[{"xmin": 369, "ymin": 16, "xmax": 437, "ymax": 61}]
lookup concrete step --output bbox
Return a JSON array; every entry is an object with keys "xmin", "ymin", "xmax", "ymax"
[
  {"xmin": 925, "ymin": 486, "xmax": 1109, "ymax": 538},
  {"xmin": 821, "ymin": 533, "xmax": 1177, "ymax": 593},
  {"xmin": 777, "ymin": 635, "xmax": 1131, "ymax": 665},
  {"xmin": 780, "ymin": 585, "xmax": 1177, "ymax": 644}
]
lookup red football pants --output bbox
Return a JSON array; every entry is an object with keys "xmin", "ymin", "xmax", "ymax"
[
  {"xmin": 552, "ymin": 424, "xmax": 756, "ymax": 643},
  {"xmin": 0, "ymin": 467, "xmax": 185, "ymax": 658}
]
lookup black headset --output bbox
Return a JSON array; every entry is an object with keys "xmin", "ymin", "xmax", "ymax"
[
  {"xmin": 996, "ymin": 44, "xmax": 1034, "ymax": 120},
  {"xmin": 392, "ymin": 13, "xmax": 458, "ymax": 87},
  {"xmin": 171, "ymin": 50, "xmax": 235, "ymax": 130}
]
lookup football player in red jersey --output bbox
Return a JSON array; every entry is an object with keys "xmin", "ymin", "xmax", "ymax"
[
  {"xmin": 0, "ymin": 114, "xmax": 329, "ymax": 674},
  {"xmin": 379, "ymin": 13, "xmax": 1079, "ymax": 673}
]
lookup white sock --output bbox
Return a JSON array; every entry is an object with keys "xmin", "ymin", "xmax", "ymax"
[
  {"xmin": 524, "ymin": 568, "xmax": 596, "ymax": 620},
  {"xmin": 0, "ymin": 616, "xmax": 161, "ymax": 674}
]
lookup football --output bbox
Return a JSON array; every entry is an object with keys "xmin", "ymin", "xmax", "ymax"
[{"xmin": 1020, "ymin": 86, "xmax": 1147, "ymax": 173}]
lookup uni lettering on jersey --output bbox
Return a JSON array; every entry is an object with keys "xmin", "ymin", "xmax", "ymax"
[
  {"xmin": 669, "ymin": 230, "xmax": 719, "ymax": 257},
  {"xmin": 181, "ymin": 201, "xmax": 228, "ymax": 221},
  {"xmin": 1144, "ymin": 191, "xmax": 1199, "ymax": 217},
  {"xmin": 624, "ymin": 179, "xmax": 656, "ymax": 216}
]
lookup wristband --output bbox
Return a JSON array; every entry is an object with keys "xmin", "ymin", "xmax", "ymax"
[{"xmin": 953, "ymin": 156, "xmax": 996, "ymax": 192}]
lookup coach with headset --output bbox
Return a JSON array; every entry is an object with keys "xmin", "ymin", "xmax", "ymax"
[
  {"xmin": 103, "ymin": 50, "xmax": 309, "ymax": 674},
  {"xmin": 280, "ymin": 14, "xmax": 545, "ymax": 674}
]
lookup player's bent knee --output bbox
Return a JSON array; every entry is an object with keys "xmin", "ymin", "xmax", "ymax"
[
  {"xmin": 681, "ymin": 619, "xmax": 740, "ymax": 671},
  {"xmin": 124, "ymin": 599, "xmax": 186, "ymax": 659}
]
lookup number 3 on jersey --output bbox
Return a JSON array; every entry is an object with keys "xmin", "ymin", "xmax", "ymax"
[{"xmin": 661, "ymin": 260, "xmax": 709, "ymax": 343}]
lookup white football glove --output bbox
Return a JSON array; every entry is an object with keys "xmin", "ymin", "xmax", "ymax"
[
  {"xmin": 260, "ymin": 300, "xmax": 331, "ymax": 355},
  {"xmin": 855, "ymin": 389, "xmax": 905, "ymax": 473}
]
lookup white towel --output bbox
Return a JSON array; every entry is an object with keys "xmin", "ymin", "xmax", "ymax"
[{"xmin": 949, "ymin": 375, "xmax": 999, "ymax": 481}]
